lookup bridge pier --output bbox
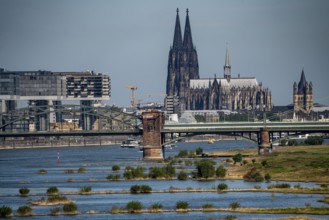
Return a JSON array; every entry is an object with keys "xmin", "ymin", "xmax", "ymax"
[
  {"xmin": 258, "ymin": 128, "xmax": 271, "ymax": 155},
  {"xmin": 142, "ymin": 110, "xmax": 164, "ymax": 160}
]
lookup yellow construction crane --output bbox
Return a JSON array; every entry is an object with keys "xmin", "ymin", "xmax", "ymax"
[{"xmin": 125, "ymin": 85, "xmax": 138, "ymax": 108}]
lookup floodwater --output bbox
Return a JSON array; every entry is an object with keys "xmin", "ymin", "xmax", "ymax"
[{"xmin": 0, "ymin": 140, "xmax": 328, "ymax": 219}]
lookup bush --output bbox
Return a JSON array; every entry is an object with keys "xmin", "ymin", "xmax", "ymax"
[
  {"xmin": 280, "ymin": 139, "xmax": 287, "ymax": 146},
  {"xmin": 216, "ymin": 165, "xmax": 226, "ymax": 178},
  {"xmin": 123, "ymin": 166, "xmax": 146, "ymax": 179},
  {"xmin": 224, "ymin": 215, "xmax": 237, "ymax": 220},
  {"xmin": 151, "ymin": 203, "xmax": 163, "ymax": 210},
  {"xmin": 288, "ymin": 139, "xmax": 298, "ymax": 146},
  {"xmin": 229, "ymin": 202, "xmax": 240, "ymax": 210},
  {"xmin": 63, "ymin": 202, "xmax": 77, "ymax": 213},
  {"xmin": 195, "ymin": 159, "xmax": 215, "ymax": 178},
  {"xmin": 126, "ymin": 200, "xmax": 143, "ymax": 213},
  {"xmin": 261, "ymin": 160, "xmax": 268, "ymax": 167},
  {"xmin": 305, "ymin": 136, "xmax": 323, "ymax": 145},
  {"xmin": 268, "ymin": 183, "xmax": 291, "ymax": 189},
  {"xmin": 177, "ymin": 171, "xmax": 188, "ymax": 180},
  {"xmin": 17, "ymin": 206, "xmax": 33, "ymax": 216},
  {"xmin": 112, "ymin": 165, "xmax": 120, "ymax": 171},
  {"xmin": 0, "ymin": 205, "xmax": 12, "ymax": 217},
  {"xmin": 140, "ymin": 185, "xmax": 152, "ymax": 193},
  {"xmin": 48, "ymin": 195, "xmax": 68, "ymax": 203},
  {"xmin": 38, "ymin": 169, "xmax": 47, "ymax": 174},
  {"xmin": 107, "ymin": 174, "xmax": 121, "ymax": 181},
  {"xmin": 130, "ymin": 185, "xmax": 152, "ymax": 194},
  {"xmin": 50, "ymin": 207, "xmax": 61, "ymax": 216},
  {"xmin": 195, "ymin": 147, "xmax": 203, "ymax": 155},
  {"xmin": 47, "ymin": 186, "xmax": 59, "ymax": 195},
  {"xmin": 202, "ymin": 203, "xmax": 214, "ymax": 209},
  {"xmin": 148, "ymin": 165, "xmax": 176, "ymax": 179},
  {"xmin": 176, "ymin": 201, "xmax": 189, "ymax": 210},
  {"xmin": 232, "ymin": 153, "xmax": 243, "ymax": 164},
  {"xmin": 243, "ymin": 168, "xmax": 264, "ymax": 182},
  {"xmin": 217, "ymin": 183, "xmax": 228, "ymax": 191},
  {"xmin": 264, "ymin": 173, "xmax": 271, "ymax": 182},
  {"xmin": 78, "ymin": 167, "xmax": 86, "ymax": 173},
  {"xmin": 80, "ymin": 186, "xmax": 92, "ymax": 193},
  {"xmin": 19, "ymin": 187, "xmax": 30, "ymax": 196},
  {"xmin": 177, "ymin": 150, "xmax": 188, "ymax": 158}
]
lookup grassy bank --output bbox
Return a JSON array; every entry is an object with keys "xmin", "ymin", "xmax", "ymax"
[{"xmin": 210, "ymin": 145, "xmax": 329, "ymax": 182}]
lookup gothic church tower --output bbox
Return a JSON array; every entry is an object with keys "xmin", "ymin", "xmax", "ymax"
[
  {"xmin": 293, "ymin": 68, "xmax": 313, "ymax": 114},
  {"xmin": 166, "ymin": 9, "xmax": 199, "ymax": 111}
]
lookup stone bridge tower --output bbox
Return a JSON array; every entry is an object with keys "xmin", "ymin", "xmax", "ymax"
[{"xmin": 142, "ymin": 110, "xmax": 164, "ymax": 159}]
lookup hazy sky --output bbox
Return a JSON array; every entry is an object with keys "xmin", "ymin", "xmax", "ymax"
[{"xmin": 1, "ymin": 0, "xmax": 328, "ymax": 107}]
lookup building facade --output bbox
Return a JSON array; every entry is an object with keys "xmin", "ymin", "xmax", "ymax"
[
  {"xmin": 0, "ymin": 68, "xmax": 111, "ymax": 131},
  {"xmin": 166, "ymin": 9, "xmax": 272, "ymax": 113},
  {"xmin": 293, "ymin": 68, "xmax": 313, "ymax": 114}
]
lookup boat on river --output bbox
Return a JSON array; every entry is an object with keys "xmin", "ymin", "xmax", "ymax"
[{"xmin": 121, "ymin": 139, "xmax": 140, "ymax": 148}]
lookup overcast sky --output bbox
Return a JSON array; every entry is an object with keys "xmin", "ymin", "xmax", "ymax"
[{"xmin": 0, "ymin": 0, "xmax": 328, "ymax": 107}]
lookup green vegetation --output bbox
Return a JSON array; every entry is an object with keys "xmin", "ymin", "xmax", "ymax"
[
  {"xmin": 176, "ymin": 201, "xmax": 189, "ymax": 210},
  {"xmin": 123, "ymin": 166, "xmax": 146, "ymax": 179},
  {"xmin": 17, "ymin": 206, "xmax": 33, "ymax": 216},
  {"xmin": 264, "ymin": 173, "xmax": 271, "ymax": 182},
  {"xmin": 80, "ymin": 186, "xmax": 92, "ymax": 193},
  {"xmin": 47, "ymin": 195, "xmax": 69, "ymax": 203},
  {"xmin": 47, "ymin": 186, "xmax": 59, "ymax": 195},
  {"xmin": 63, "ymin": 202, "xmax": 77, "ymax": 214},
  {"xmin": 224, "ymin": 215, "xmax": 237, "ymax": 220},
  {"xmin": 112, "ymin": 165, "xmax": 120, "ymax": 171},
  {"xmin": 78, "ymin": 167, "xmax": 86, "ymax": 173},
  {"xmin": 130, "ymin": 185, "xmax": 152, "ymax": 194},
  {"xmin": 148, "ymin": 165, "xmax": 176, "ymax": 179},
  {"xmin": 126, "ymin": 200, "xmax": 143, "ymax": 213},
  {"xmin": 19, "ymin": 187, "xmax": 30, "ymax": 196},
  {"xmin": 232, "ymin": 153, "xmax": 243, "ymax": 164},
  {"xmin": 243, "ymin": 168, "xmax": 264, "ymax": 182},
  {"xmin": 38, "ymin": 169, "xmax": 47, "ymax": 174},
  {"xmin": 202, "ymin": 203, "xmax": 214, "ymax": 210},
  {"xmin": 305, "ymin": 136, "xmax": 323, "ymax": 145},
  {"xmin": 216, "ymin": 165, "xmax": 227, "ymax": 178},
  {"xmin": 177, "ymin": 171, "xmax": 188, "ymax": 180},
  {"xmin": 177, "ymin": 150, "xmax": 188, "ymax": 158},
  {"xmin": 225, "ymin": 145, "xmax": 329, "ymax": 182},
  {"xmin": 0, "ymin": 205, "xmax": 12, "ymax": 218},
  {"xmin": 106, "ymin": 174, "xmax": 120, "ymax": 181},
  {"xmin": 229, "ymin": 202, "xmax": 241, "ymax": 210},
  {"xmin": 288, "ymin": 139, "xmax": 298, "ymax": 146},
  {"xmin": 195, "ymin": 147, "xmax": 203, "ymax": 155},
  {"xmin": 217, "ymin": 183, "xmax": 228, "ymax": 191},
  {"xmin": 268, "ymin": 183, "xmax": 291, "ymax": 189},
  {"xmin": 50, "ymin": 207, "xmax": 61, "ymax": 216},
  {"xmin": 195, "ymin": 159, "xmax": 215, "ymax": 178},
  {"xmin": 151, "ymin": 203, "xmax": 163, "ymax": 211}
]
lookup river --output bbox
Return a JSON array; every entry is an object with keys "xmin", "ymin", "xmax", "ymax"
[{"xmin": 0, "ymin": 140, "xmax": 328, "ymax": 219}]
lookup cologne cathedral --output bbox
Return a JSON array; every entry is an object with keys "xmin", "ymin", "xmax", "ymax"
[{"xmin": 166, "ymin": 9, "xmax": 272, "ymax": 112}]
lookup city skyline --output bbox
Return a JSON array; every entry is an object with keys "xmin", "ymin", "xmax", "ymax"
[{"xmin": 0, "ymin": 0, "xmax": 328, "ymax": 107}]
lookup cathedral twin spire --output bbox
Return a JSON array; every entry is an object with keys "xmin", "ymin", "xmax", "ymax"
[{"xmin": 172, "ymin": 8, "xmax": 194, "ymax": 50}]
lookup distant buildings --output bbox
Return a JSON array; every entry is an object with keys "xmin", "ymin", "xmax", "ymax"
[
  {"xmin": 293, "ymin": 68, "xmax": 313, "ymax": 114},
  {"xmin": 0, "ymin": 68, "xmax": 111, "ymax": 131},
  {"xmin": 165, "ymin": 9, "xmax": 272, "ymax": 115}
]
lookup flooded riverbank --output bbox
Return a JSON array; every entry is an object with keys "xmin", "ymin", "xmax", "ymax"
[{"xmin": 0, "ymin": 140, "xmax": 328, "ymax": 219}]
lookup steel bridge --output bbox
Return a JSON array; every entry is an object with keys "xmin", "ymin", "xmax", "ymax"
[{"xmin": 161, "ymin": 121, "xmax": 329, "ymax": 145}]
